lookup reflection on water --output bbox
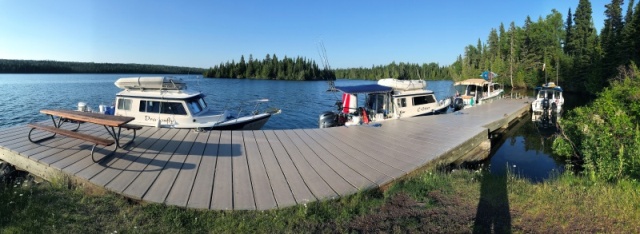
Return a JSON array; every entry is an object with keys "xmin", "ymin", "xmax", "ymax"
[
  {"xmin": 483, "ymin": 90, "xmax": 590, "ymax": 182},
  {"xmin": 485, "ymin": 112, "xmax": 565, "ymax": 182}
]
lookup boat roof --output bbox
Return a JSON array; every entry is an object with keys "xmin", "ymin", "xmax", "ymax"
[
  {"xmin": 393, "ymin": 89, "xmax": 434, "ymax": 97},
  {"xmin": 454, "ymin": 78, "xmax": 489, "ymax": 86},
  {"xmin": 116, "ymin": 88, "xmax": 202, "ymax": 100},
  {"xmin": 536, "ymin": 86, "xmax": 563, "ymax": 92},
  {"xmin": 335, "ymin": 84, "xmax": 393, "ymax": 94}
]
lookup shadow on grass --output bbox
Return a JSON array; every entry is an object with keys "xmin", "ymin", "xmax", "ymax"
[{"xmin": 473, "ymin": 172, "xmax": 511, "ymax": 233}]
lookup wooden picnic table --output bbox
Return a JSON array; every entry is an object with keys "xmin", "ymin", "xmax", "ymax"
[{"xmin": 28, "ymin": 109, "xmax": 141, "ymax": 162}]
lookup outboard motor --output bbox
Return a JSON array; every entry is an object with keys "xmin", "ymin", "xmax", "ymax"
[
  {"xmin": 542, "ymin": 98, "xmax": 550, "ymax": 111},
  {"xmin": 319, "ymin": 111, "xmax": 337, "ymax": 128},
  {"xmin": 452, "ymin": 97, "xmax": 465, "ymax": 112},
  {"xmin": 540, "ymin": 98, "xmax": 551, "ymax": 127}
]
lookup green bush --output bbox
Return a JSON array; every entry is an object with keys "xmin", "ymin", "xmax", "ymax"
[{"xmin": 554, "ymin": 63, "xmax": 640, "ymax": 181}]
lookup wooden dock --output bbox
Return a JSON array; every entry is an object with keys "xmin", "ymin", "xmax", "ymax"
[{"xmin": 0, "ymin": 98, "xmax": 530, "ymax": 210}]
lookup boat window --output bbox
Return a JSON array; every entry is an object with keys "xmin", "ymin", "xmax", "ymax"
[
  {"xmin": 160, "ymin": 102, "xmax": 187, "ymax": 115},
  {"xmin": 398, "ymin": 98, "xmax": 407, "ymax": 107},
  {"xmin": 185, "ymin": 95, "xmax": 207, "ymax": 115},
  {"xmin": 198, "ymin": 97, "xmax": 207, "ymax": 109},
  {"xmin": 117, "ymin": 98, "xmax": 131, "ymax": 110},
  {"xmin": 367, "ymin": 94, "xmax": 385, "ymax": 113},
  {"xmin": 538, "ymin": 91, "xmax": 546, "ymax": 99},
  {"xmin": 139, "ymin": 100, "xmax": 161, "ymax": 113},
  {"xmin": 412, "ymin": 95, "xmax": 436, "ymax": 106},
  {"xmin": 189, "ymin": 100, "xmax": 202, "ymax": 114},
  {"xmin": 454, "ymin": 85, "xmax": 466, "ymax": 96}
]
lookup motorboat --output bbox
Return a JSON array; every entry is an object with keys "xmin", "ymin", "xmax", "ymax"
[
  {"xmin": 452, "ymin": 78, "xmax": 504, "ymax": 111},
  {"xmin": 531, "ymin": 82, "xmax": 564, "ymax": 127},
  {"xmin": 319, "ymin": 78, "xmax": 451, "ymax": 128},
  {"xmin": 104, "ymin": 76, "xmax": 277, "ymax": 130}
]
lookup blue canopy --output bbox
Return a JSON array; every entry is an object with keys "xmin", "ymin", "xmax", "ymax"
[
  {"xmin": 535, "ymin": 86, "xmax": 563, "ymax": 92},
  {"xmin": 335, "ymin": 84, "xmax": 393, "ymax": 94}
]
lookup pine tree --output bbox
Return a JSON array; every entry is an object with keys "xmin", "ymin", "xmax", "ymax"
[
  {"xmin": 601, "ymin": 0, "xmax": 624, "ymax": 79},
  {"xmin": 625, "ymin": 0, "xmax": 640, "ymax": 64},
  {"xmin": 569, "ymin": 0, "xmax": 599, "ymax": 92},
  {"xmin": 565, "ymin": 8, "xmax": 574, "ymax": 54}
]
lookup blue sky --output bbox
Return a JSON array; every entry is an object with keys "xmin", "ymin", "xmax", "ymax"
[{"xmin": 0, "ymin": 1, "xmax": 613, "ymax": 69}]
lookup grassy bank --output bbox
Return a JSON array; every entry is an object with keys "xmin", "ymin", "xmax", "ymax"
[{"xmin": 1, "ymin": 169, "xmax": 639, "ymax": 233}]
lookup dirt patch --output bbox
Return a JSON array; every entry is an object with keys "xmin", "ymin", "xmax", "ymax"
[{"xmin": 348, "ymin": 191, "xmax": 476, "ymax": 233}]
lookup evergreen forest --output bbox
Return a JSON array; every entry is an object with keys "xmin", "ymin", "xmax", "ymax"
[
  {"xmin": 450, "ymin": 0, "xmax": 640, "ymax": 94},
  {"xmin": 0, "ymin": 59, "xmax": 204, "ymax": 74},
  {"xmin": 334, "ymin": 62, "xmax": 452, "ymax": 80},
  {"xmin": 203, "ymin": 54, "xmax": 335, "ymax": 81}
]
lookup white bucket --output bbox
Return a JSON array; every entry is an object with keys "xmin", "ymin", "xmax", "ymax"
[
  {"xmin": 99, "ymin": 105, "xmax": 106, "ymax": 114},
  {"xmin": 77, "ymin": 102, "xmax": 87, "ymax": 112}
]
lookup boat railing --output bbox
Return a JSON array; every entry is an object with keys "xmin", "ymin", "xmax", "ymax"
[{"xmin": 224, "ymin": 99, "xmax": 281, "ymax": 120}]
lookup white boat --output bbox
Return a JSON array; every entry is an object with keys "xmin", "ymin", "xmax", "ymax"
[
  {"xmin": 452, "ymin": 78, "xmax": 504, "ymax": 111},
  {"xmin": 319, "ymin": 78, "xmax": 451, "ymax": 128},
  {"xmin": 105, "ymin": 76, "xmax": 277, "ymax": 130},
  {"xmin": 531, "ymin": 82, "xmax": 564, "ymax": 127}
]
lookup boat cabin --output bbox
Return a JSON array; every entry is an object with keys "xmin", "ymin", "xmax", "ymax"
[
  {"xmin": 454, "ymin": 78, "xmax": 503, "ymax": 107},
  {"xmin": 113, "ymin": 77, "xmax": 231, "ymax": 128},
  {"xmin": 336, "ymin": 84, "xmax": 442, "ymax": 123}
]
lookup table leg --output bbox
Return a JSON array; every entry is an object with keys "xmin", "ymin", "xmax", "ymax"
[{"xmin": 104, "ymin": 126, "xmax": 136, "ymax": 148}]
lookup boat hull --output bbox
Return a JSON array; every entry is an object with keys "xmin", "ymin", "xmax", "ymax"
[{"xmin": 208, "ymin": 113, "xmax": 271, "ymax": 130}]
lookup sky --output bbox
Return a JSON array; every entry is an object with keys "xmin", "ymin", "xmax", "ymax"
[{"xmin": 0, "ymin": 1, "xmax": 616, "ymax": 69}]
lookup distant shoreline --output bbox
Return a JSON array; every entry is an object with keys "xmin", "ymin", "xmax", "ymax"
[{"xmin": 0, "ymin": 59, "xmax": 205, "ymax": 75}]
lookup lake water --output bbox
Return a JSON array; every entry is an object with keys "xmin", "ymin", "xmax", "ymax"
[{"xmin": 0, "ymin": 74, "xmax": 576, "ymax": 181}]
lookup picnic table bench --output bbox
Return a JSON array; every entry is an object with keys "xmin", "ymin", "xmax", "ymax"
[{"xmin": 27, "ymin": 109, "xmax": 142, "ymax": 162}]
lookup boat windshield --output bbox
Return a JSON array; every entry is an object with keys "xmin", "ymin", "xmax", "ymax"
[
  {"xmin": 454, "ymin": 85, "xmax": 467, "ymax": 96},
  {"xmin": 186, "ymin": 95, "xmax": 208, "ymax": 115}
]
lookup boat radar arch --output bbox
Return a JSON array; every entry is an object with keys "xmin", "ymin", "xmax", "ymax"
[{"xmin": 114, "ymin": 76, "xmax": 186, "ymax": 90}]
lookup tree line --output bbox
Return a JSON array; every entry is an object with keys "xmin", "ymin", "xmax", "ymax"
[
  {"xmin": 203, "ymin": 54, "xmax": 335, "ymax": 81},
  {"xmin": 334, "ymin": 62, "xmax": 452, "ymax": 80},
  {"xmin": 0, "ymin": 59, "xmax": 204, "ymax": 74},
  {"xmin": 451, "ymin": 0, "xmax": 640, "ymax": 94}
]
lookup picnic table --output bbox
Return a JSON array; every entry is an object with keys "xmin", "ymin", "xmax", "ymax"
[{"xmin": 27, "ymin": 109, "xmax": 141, "ymax": 162}]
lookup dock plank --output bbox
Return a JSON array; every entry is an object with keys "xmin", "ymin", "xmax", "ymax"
[
  {"xmin": 210, "ymin": 131, "xmax": 234, "ymax": 210},
  {"xmin": 89, "ymin": 127, "xmax": 162, "ymax": 187},
  {"xmin": 231, "ymin": 131, "xmax": 256, "ymax": 210},
  {"xmin": 164, "ymin": 132, "xmax": 209, "ymax": 207},
  {"xmin": 324, "ymin": 127, "xmax": 418, "ymax": 172},
  {"xmin": 187, "ymin": 131, "xmax": 221, "ymax": 209},
  {"xmin": 121, "ymin": 129, "xmax": 189, "ymax": 200},
  {"xmin": 292, "ymin": 129, "xmax": 370, "ymax": 190},
  {"xmin": 275, "ymin": 130, "xmax": 337, "ymax": 200},
  {"xmin": 252, "ymin": 130, "xmax": 296, "ymax": 208},
  {"xmin": 263, "ymin": 130, "xmax": 316, "ymax": 205},
  {"xmin": 142, "ymin": 131, "xmax": 199, "ymax": 204},
  {"xmin": 242, "ymin": 131, "xmax": 277, "ymax": 210},
  {"xmin": 74, "ymin": 127, "xmax": 154, "ymax": 181},
  {"xmin": 311, "ymin": 128, "xmax": 402, "ymax": 181},
  {"xmin": 285, "ymin": 130, "xmax": 355, "ymax": 196},
  {"xmin": 302, "ymin": 128, "xmax": 385, "ymax": 187}
]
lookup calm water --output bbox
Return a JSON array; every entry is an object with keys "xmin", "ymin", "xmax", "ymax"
[
  {"xmin": 0, "ymin": 74, "xmax": 579, "ymax": 181},
  {"xmin": 484, "ymin": 90, "xmax": 586, "ymax": 182}
]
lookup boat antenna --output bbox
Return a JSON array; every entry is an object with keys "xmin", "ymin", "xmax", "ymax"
[{"xmin": 317, "ymin": 40, "xmax": 336, "ymax": 93}]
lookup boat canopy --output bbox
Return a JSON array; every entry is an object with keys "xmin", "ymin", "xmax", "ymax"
[
  {"xmin": 454, "ymin": 78, "xmax": 489, "ymax": 86},
  {"xmin": 335, "ymin": 84, "xmax": 393, "ymax": 94},
  {"xmin": 535, "ymin": 86, "xmax": 563, "ymax": 92}
]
